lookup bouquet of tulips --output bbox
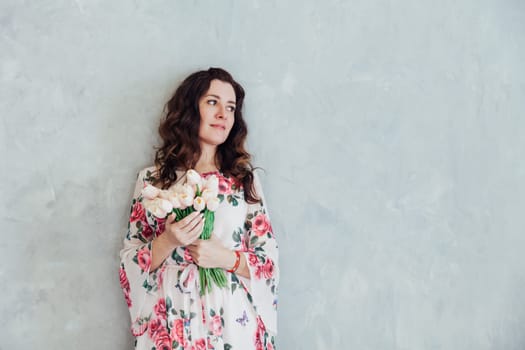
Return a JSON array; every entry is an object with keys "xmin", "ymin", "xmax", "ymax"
[{"xmin": 141, "ymin": 169, "xmax": 227, "ymax": 295}]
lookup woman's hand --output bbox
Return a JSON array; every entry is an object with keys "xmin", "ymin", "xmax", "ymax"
[
  {"xmin": 150, "ymin": 211, "xmax": 204, "ymax": 271},
  {"xmin": 187, "ymin": 234, "xmax": 235, "ymax": 269},
  {"xmin": 163, "ymin": 211, "xmax": 205, "ymax": 248}
]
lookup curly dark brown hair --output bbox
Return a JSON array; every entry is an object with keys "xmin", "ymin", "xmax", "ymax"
[{"xmin": 152, "ymin": 67, "xmax": 260, "ymax": 204}]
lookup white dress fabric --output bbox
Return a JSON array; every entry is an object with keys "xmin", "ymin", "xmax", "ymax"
[{"xmin": 119, "ymin": 167, "xmax": 279, "ymax": 350}]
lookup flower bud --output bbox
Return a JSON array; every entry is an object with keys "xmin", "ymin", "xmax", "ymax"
[
  {"xmin": 142, "ymin": 184, "xmax": 160, "ymax": 200},
  {"xmin": 168, "ymin": 194, "xmax": 181, "ymax": 209},
  {"xmin": 144, "ymin": 198, "xmax": 173, "ymax": 218},
  {"xmin": 181, "ymin": 184, "xmax": 195, "ymax": 198},
  {"xmin": 186, "ymin": 169, "xmax": 202, "ymax": 186},
  {"xmin": 201, "ymin": 188, "xmax": 218, "ymax": 202},
  {"xmin": 204, "ymin": 175, "xmax": 219, "ymax": 192},
  {"xmin": 193, "ymin": 196, "xmax": 206, "ymax": 212},
  {"xmin": 179, "ymin": 193, "xmax": 194, "ymax": 208}
]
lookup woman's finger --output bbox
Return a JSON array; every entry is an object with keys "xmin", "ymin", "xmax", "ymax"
[
  {"xmin": 187, "ymin": 220, "xmax": 204, "ymax": 240},
  {"xmin": 175, "ymin": 211, "xmax": 201, "ymax": 230},
  {"xmin": 186, "ymin": 215, "xmax": 204, "ymax": 233}
]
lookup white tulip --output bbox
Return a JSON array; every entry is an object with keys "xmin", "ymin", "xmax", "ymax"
[
  {"xmin": 172, "ymin": 184, "xmax": 184, "ymax": 195},
  {"xmin": 203, "ymin": 175, "xmax": 219, "ymax": 192},
  {"xmin": 201, "ymin": 189, "xmax": 218, "ymax": 202},
  {"xmin": 193, "ymin": 196, "xmax": 206, "ymax": 212},
  {"xmin": 160, "ymin": 187, "xmax": 181, "ymax": 209},
  {"xmin": 159, "ymin": 198, "xmax": 173, "ymax": 214},
  {"xmin": 186, "ymin": 169, "xmax": 202, "ymax": 187},
  {"xmin": 179, "ymin": 193, "xmax": 194, "ymax": 208},
  {"xmin": 206, "ymin": 197, "xmax": 220, "ymax": 212},
  {"xmin": 145, "ymin": 198, "xmax": 173, "ymax": 218},
  {"xmin": 168, "ymin": 194, "xmax": 181, "ymax": 209},
  {"xmin": 142, "ymin": 184, "xmax": 160, "ymax": 200},
  {"xmin": 181, "ymin": 184, "xmax": 195, "ymax": 198}
]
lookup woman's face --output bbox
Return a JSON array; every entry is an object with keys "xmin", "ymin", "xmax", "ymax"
[{"xmin": 198, "ymin": 79, "xmax": 236, "ymax": 148}]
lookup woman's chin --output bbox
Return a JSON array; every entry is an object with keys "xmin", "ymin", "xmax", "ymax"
[{"xmin": 200, "ymin": 138, "xmax": 228, "ymax": 147}]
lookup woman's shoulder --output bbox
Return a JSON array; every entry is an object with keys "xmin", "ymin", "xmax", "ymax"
[
  {"xmin": 136, "ymin": 165, "xmax": 158, "ymax": 183},
  {"xmin": 136, "ymin": 165, "xmax": 187, "ymax": 184}
]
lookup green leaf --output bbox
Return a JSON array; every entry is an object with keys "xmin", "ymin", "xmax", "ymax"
[
  {"xmin": 250, "ymin": 236, "xmax": 259, "ymax": 245},
  {"xmin": 210, "ymin": 308, "xmax": 216, "ymax": 317},
  {"xmin": 220, "ymin": 307, "xmax": 224, "ymax": 315},
  {"xmin": 171, "ymin": 250, "xmax": 184, "ymax": 264},
  {"xmin": 224, "ymin": 344, "xmax": 232, "ymax": 350},
  {"xmin": 142, "ymin": 280, "xmax": 153, "ymax": 292},
  {"xmin": 189, "ymin": 312, "xmax": 196, "ymax": 319},
  {"xmin": 232, "ymin": 230, "xmax": 241, "ymax": 243},
  {"xmin": 166, "ymin": 296, "xmax": 172, "ymax": 310}
]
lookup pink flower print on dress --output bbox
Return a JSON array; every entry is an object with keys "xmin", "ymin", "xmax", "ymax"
[
  {"xmin": 155, "ymin": 217, "xmax": 166, "ymax": 236},
  {"xmin": 154, "ymin": 330, "xmax": 172, "ymax": 350},
  {"xmin": 119, "ymin": 266, "xmax": 132, "ymax": 307},
  {"xmin": 254, "ymin": 258, "xmax": 275, "ymax": 279},
  {"xmin": 192, "ymin": 338, "xmax": 212, "ymax": 350},
  {"xmin": 130, "ymin": 202, "xmax": 146, "ymax": 222},
  {"xmin": 210, "ymin": 314, "xmax": 223, "ymax": 336},
  {"xmin": 218, "ymin": 175, "xmax": 234, "ymax": 195},
  {"xmin": 247, "ymin": 253, "xmax": 259, "ymax": 267},
  {"xmin": 184, "ymin": 247, "xmax": 194, "ymax": 263},
  {"xmin": 131, "ymin": 319, "xmax": 148, "ymax": 337},
  {"xmin": 148, "ymin": 318, "xmax": 164, "ymax": 339},
  {"xmin": 170, "ymin": 319, "xmax": 187, "ymax": 348},
  {"xmin": 252, "ymin": 213, "xmax": 271, "ymax": 237},
  {"xmin": 140, "ymin": 221, "xmax": 154, "ymax": 240},
  {"xmin": 154, "ymin": 298, "xmax": 167, "ymax": 320},
  {"xmin": 137, "ymin": 246, "xmax": 151, "ymax": 272},
  {"xmin": 253, "ymin": 315, "xmax": 267, "ymax": 350},
  {"xmin": 261, "ymin": 258, "xmax": 275, "ymax": 279}
]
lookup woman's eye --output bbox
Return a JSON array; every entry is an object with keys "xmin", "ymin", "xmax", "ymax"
[
  {"xmin": 207, "ymin": 99, "xmax": 217, "ymax": 105},
  {"xmin": 226, "ymin": 106, "xmax": 236, "ymax": 112}
]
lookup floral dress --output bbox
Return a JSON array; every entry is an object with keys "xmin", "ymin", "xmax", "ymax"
[{"xmin": 119, "ymin": 167, "xmax": 279, "ymax": 350}]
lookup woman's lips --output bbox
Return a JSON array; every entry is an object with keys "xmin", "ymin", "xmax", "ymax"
[{"xmin": 210, "ymin": 124, "xmax": 225, "ymax": 130}]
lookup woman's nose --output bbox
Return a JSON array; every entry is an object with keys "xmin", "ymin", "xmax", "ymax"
[{"xmin": 216, "ymin": 104, "xmax": 227, "ymax": 119}]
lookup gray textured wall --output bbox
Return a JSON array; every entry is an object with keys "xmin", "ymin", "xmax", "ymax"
[{"xmin": 2, "ymin": 1, "xmax": 524, "ymax": 349}]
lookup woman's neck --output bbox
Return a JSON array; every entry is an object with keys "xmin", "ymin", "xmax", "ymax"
[{"xmin": 195, "ymin": 144, "xmax": 219, "ymax": 174}]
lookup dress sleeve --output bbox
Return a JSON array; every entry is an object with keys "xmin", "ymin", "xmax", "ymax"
[
  {"xmin": 118, "ymin": 168, "xmax": 166, "ymax": 336},
  {"xmin": 240, "ymin": 172, "xmax": 279, "ymax": 335}
]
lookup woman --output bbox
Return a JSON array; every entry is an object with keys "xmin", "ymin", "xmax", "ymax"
[{"xmin": 119, "ymin": 67, "xmax": 279, "ymax": 350}]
